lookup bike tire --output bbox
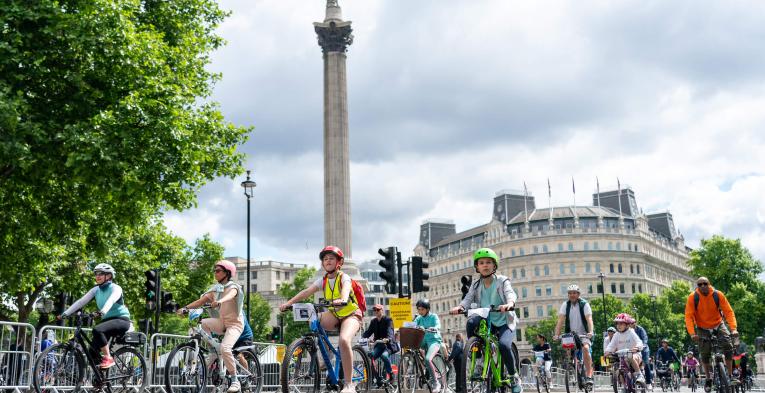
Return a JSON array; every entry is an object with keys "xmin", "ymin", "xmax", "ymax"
[
  {"xmin": 690, "ymin": 374, "xmax": 696, "ymax": 393},
  {"xmin": 430, "ymin": 353, "xmax": 448, "ymax": 393},
  {"xmin": 165, "ymin": 342, "xmax": 207, "ymax": 393},
  {"xmin": 110, "ymin": 346, "xmax": 148, "ymax": 393},
  {"xmin": 716, "ymin": 363, "xmax": 729, "ymax": 393},
  {"xmin": 611, "ymin": 369, "xmax": 619, "ymax": 393},
  {"xmin": 536, "ymin": 373, "xmax": 542, "ymax": 393},
  {"xmin": 33, "ymin": 343, "xmax": 85, "ymax": 393},
  {"xmin": 237, "ymin": 349, "xmax": 263, "ymax": 393},
  {"xmin": 563, "ymin": 357, "xmax": 574, "ymax": 393},
  {"xmin": 351, "ymin": 345, "xmax": 371, "ymax": 392},
  {"xmin": 463, "ymin": 337, "xmax": 488, "ymax": 393},
  {"xmin": 398, "ymin": 352, "xmax": 421, "ymax": 393},
  {"xmin": 281, "ymin": 338, "xmax": 319, "ymax": 393}
]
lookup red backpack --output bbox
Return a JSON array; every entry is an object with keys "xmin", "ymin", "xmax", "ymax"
[{"xmin": 323, "ymin": 272, "xmax": 367, "ymax": 313}]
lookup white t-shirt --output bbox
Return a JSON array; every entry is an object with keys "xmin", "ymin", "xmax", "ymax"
[
  {"xmin": 313, "ymin": 272, "xmax": 352, "ymax": 294},
  {"xmin": 558, "ymin": 300, "xmax": 593, "ymax": 335},
  {"xmin": 605, "ymin": 328, "xmax": 643, "ymax": 354}
]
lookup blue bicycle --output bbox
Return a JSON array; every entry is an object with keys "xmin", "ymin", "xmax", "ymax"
[{"xmin": 281, "ymin": 301, "xmax": 370, "ymax": 393}]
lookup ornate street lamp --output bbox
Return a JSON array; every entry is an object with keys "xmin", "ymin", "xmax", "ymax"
[
  {"xmin": 240, "ymin": 170, "xmax": 257, "ymax": 321},
  {"xmin": 598, "ymin": 272, "xmax": 607, "ymax": 333}
]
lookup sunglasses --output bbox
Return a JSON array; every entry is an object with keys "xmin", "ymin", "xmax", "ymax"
[
  {"xmin": 94, "ymin": 272, "xmax": 108, "ymax": 277},
  {"xmin": 214, "ymin": 269, "xmax": 226, "ymax": 273},
  {"xmin": 697, "ymin": 282, "xmax": 709, "ymax": 287}
]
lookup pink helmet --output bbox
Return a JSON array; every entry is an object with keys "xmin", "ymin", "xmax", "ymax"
[
  {"xmin": 614, "ymin": 313, "xmax": 635, "ymax": 324},
  {"xmin": 215, "ymin": 260, "xmax": 237, "ymax": 278}
]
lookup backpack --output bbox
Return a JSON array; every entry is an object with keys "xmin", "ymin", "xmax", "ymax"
[
  {"xmin": 693, "ymin": 290, "xmax": 722, "ymax": 318},
  {"xmin": 323, "ymin": 271, "xmax": 367, "ymax": 313},
  {"xmin": 565, "ymin": 298, "xmax": 590, "ymax": 333}
]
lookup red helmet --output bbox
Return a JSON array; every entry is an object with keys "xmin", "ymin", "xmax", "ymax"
[
  {"xmin": 319, "ymin": 246, "xmax": 344, "ymax": 261},
  {"xmin": 215, "ymin": 260, "xmax": 237, "ymax": 278},
  {"xmin": 614, "ymin": 313, "xmax": 635, "ymax": 324}
]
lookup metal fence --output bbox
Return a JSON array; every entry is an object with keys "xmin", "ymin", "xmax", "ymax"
[{"xmin": 0, "ymin": 322, "xmax": 36, "ymax": 393}]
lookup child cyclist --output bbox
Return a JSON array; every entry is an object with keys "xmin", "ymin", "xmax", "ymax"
[
  {"xmin": 414, "ymin": 299, "xmax": 446, "ymax": 393},
  {"xmin": 683, "ymin": 352, "xmax": 699, "ymax": 383},
  {"xmin": 604, "ymin": 313, "xmax": 645, "ymax": 386},
  {"xmin": 449, "ymin": 247, "xmax": 521, "ymax": 393},
  {"xmin": 279, "ymin": 246, "xmax": 362, "ymax": 393}
]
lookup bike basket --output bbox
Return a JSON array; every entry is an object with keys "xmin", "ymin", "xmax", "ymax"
[
  {"xmin": 119, "ymin": 332, "xmax": 146, "ymax": 345},
  {"xmin": 561, "ymin": 334, "xmax": 575, "ymax": 349},
  {"xmin": 399, "ymin": 327, "xmax": 425, "ymax": 349}
]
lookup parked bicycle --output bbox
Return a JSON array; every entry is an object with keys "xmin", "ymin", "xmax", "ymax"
[
  {"xmin": 397, "ymin": 325, "xmax": 447, "ymax": 393},
  {"xmin": 559, "ymin": 333, "xmax": 591, "ymax": 393},
  {"xmin": 164, "ymin": 306, "xmax": 262, "ymax": 393},
  {"xmin": 532, "ymin": 350, "xmax": 550, "ymax": 393},
  {"xmin": 698, "ymin": 327, "xmax": 731, "ymax": 393},
  {"xmin": 32, "ymin": 311, "xmax": 147, "ymax": 393},
  {"xmin": 359, "ymin": 337, "xmax": 397, "ymax": 393},
  {"xmin": 609, "ymin": 349, "xmax": 646, "ymax": 393},
  {"xmin": 461, "ymin": 306, "xmax": 520, "ymax": 393},
  {"xmin": 280, "ymin": 301, "xmax": 370, "ymax": 393}
]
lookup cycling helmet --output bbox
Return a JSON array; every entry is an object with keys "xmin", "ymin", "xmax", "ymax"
[
  {"xmin": 214, "ymin": 260, "xmax": 237, "ymax": 278},
  {"xmin": 687, "ymin": 352, "xmax": 694, "ymax": 356},
  {"xmin": 661, "ymin": 338, "xmax": 669, "ymax": 344},
  {"xmin": 415, "ymin": 299, "xmax": 431, "ymax": 310},
  {"xmin": 614, "ymin": 313, "xmax": 634, "ymax": 324},
  {"xmin": 94, "ymin": 263, "xmax": 116, "ymax": 278},
  {"xmin": 319, "ymin": 246, "xmax": 344, "ymax": 261},
  {"xmin": 566, "ymin": 284, "xmax": 581, "ymax": 293},
  {"xmin": 473, "ymin": 248, "xmax": 498, "ymax": 275},
  {"xmin": 607, "ymin": 326, "xmax": 617, "ymax": 333}
]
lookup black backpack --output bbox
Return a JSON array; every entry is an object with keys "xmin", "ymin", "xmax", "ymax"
[{"xmin": 565, "ymin": 298, "xmax": 590, "ymax": 333}]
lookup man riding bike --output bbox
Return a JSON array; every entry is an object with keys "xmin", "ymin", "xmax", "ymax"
[
  {"xmin": 361, "ymin": 304, "xmax": 397, "ymax": 383},
  {"xmin": 58, "ymin": 264, "xmax": 133, "ymax": 369},
  {"xmin": 554, "ymin": 284, "xmax": 595, "ymax": 386},
  {"xmin": 656, "ymin": 339, "xmax": 682, "ymax": 383}
]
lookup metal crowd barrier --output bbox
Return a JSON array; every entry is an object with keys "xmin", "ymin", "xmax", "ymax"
[{"xmin": 0, "ymin": 322, "xmax": 36, "ymax": 393}]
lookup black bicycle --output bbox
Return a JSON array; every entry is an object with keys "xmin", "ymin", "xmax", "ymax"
[
  {"xmin": 698, "ymin": 328, "xmax": 731, "ymax": 393},
  {"xmin": 360, "ymin": 338, "xmax": 398, "ymax": 393},
  {"xmin": 32, "ymin": 311, "xmax": 147, "ymax": 393}
]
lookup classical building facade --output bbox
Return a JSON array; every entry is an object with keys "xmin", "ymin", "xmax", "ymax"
[{"xmin": 412, "ymin": 188, "xmax": 692, "ymax": 351}]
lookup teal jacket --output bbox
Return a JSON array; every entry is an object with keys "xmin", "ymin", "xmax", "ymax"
[{"xmin": 414, "ymin": 312, "xmax": 443, "ymax": 347}]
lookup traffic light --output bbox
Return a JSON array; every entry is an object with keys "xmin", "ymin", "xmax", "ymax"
[
  {"xmin": 411, "ymin": 256, "xmax": 430, "ymax": 293},
  {"xmin": 160, "ymin": 291, "xmax": 178, "ymax": 313},
  {"xmin": 144, "ymin": 270, "xmax": 158, "ymax": 311},
  {"xmin": 138, "ymin": 318, "xmax": 154, "ymax": 335},
  {"xmin": 378, "ymin": 247, "xmax": 397, "ymax": 294},
  {"xmin": 271, "ymin": 326, "xmax": 281, "ymax": 342},
  {"xmin": 460, "ymin": 275, "xmax": 472, "ymax": 300}
]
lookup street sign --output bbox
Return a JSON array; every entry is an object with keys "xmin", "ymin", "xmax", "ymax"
[
  {"xmin": 389, "ymin": 298, "xmax": 412, "ymax": 329},
  {"xmin": 276, "ymin": 345, "xmax": 285, "ymax": 363}
]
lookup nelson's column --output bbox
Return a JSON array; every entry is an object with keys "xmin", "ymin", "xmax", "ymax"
[{"xmin": 314, "ymin": 1, "xmax": 360, "ymax": 277}]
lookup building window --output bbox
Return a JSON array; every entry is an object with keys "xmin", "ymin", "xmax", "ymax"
[
  {"xmin": 595, "ymin": 263, "xmax": 601, "ymax": 273},
  {"xmin": 544, "ymin": 265, "xmax": 550, "ymax": 275},
  {"xmin": 616, "ymin": 242, "xmax": 622, "ymax": 251},
  {"xmin": 238, "ymin": 272, "xmax": 244, "ymax": 281},
  {"xmin": 632, "ymin": 283, "xmax": 636, "ymax": 293},
  {"xmin": 558, "ymin": 243, "xmax": 564, "ymax": 252},
  {"xmin": 537, "ymin": 306, "xmax": 544, "ymax": 317},
  {"xmin": 584, "ymin": 242, "xmax": 590, "ymax": 251},
  {"xmin": 513, "ymin": 269, "xmax": 517, "ymax": 279},
  {"xmin": 546, "ymin": 286, "xmax": 552, "ymax": 296},
  {"xmin": 638, "ymin": 284, "xmax": 643, "ymax": 293},
  {"xmin": 608, "ymin": 242, "xmax": 613, "ymax": 250},
  {"xmin": 251, "ymin": 284, "xmax": 257, "ymax": 292},
  {"xmin": 543, "ymin": 245, "xmax": 549, "ymax": 253},
  {"xmin": 610, "ymin": 263, "xmax": 614, "ymax": 273},
  {"xmin": 618, "ymin": 264, "xmax": 623, "ymax": 273},
  {"xmin": 521, "ymin": 268, "xmax": 526, "ymax": 278},
  {"xmin": 637, "ymin": 265, "xmax": 641, "ymax": 274},
  {"xmin": 285, "ymin": 272, "xmax": 290, "ymax": 280},
  {"xmin": 620, "ymin": 283, "xmax": 625, "ymax": 293},
  {"xmin": 611, "ymin": 283, "xmax": 617, "ymax": 293},
  {"xmin": 560, "ymin": 284, "xmax": 567, "ymax": 295},
  {"xmin": 251, "ymin": 271, "xmax": 257, "ymax": 279},
  {"xmin": 512, "ymin": 249, "xmax": 516, "ymax": 257},
  {"xmin": 597, "ymin": 283, "xmax": 603, "ymax": 294},
  {"xmin": 568, "ymin": 242, "xmax": 574, "ymax": 251},
  {"xmin": 569, "ymin": 263, "xmax": 576, "ymax": 273},
  {"xmin": 594, "ymin": 242, "xmax": 599, "ymax": 250},
  {"xmin": 523, "ymin": 307, "xmax": 529, "ymax": 318},
  {"xmin": 276, "ymin": 271, "xmax": 281, "ymax": 279},
  {"xmin": 522, "ymin": 287, "xmax": 528, "ymax": 298},
  {"xmin": 585, "ymin": 262, "xmax": 591, "ymax": 273},
  {"xmin": 534, "ymin": 266, "xmax": 540, "ymax": 276},
  {"xmin": 533, "ymin": 245, "xmax": 539, "ymax": 254},
  {"xmin": 588, "ymin": 284, "xmax": 593, "ymax": 294},
  {"xmin": 536, "ymin": 286, "xmax": 542, "ymax": 297},
  {"xmin": 560, "ymin": 264, "xmax": 565, "ymax": 274},
  {"xmin": 520, "ymin": 248, "xmax": 525, "ymax": 256}
]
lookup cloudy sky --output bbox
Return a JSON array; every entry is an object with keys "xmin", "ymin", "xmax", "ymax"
[{"xmin": 164, "ymin": 0, "xmax": 765, "ymax": 273}]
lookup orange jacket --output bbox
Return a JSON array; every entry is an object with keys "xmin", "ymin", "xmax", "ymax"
[{"xmin": 684, "ymin": 286, "xmax": 737, "ymax": 335}]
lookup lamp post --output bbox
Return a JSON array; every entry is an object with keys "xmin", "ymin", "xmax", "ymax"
[
  {"xmin": 598, "ymin": 272, "xmax": 607, "ymax": 332},
  {"xmin": 241, "ymin": 170, "xmax": 257, "ymax": 322},
  {"xmin": 650, "ymin": 294, "xmax": 657, "ymax": 352}
]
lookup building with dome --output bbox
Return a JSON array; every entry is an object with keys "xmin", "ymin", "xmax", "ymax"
[{"xmin": 411, "ymin": 187, "xmax": 692, "ymax": 352}]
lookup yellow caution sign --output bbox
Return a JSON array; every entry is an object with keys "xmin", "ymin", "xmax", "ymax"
[
  {"xmin": 276, "ymin": 345, "xmax": 285, "ymax": 363},
  {"xmin": 389, "ymin": 298, "xmax": 412, "ymax": 329}
]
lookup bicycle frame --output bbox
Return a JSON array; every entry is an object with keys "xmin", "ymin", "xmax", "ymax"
[
  {"xmin": 65, "ymin": 312, "xmax": 125, "ymax": 386},
  {"xmin": 471, "ymin": 318, "xmax": 512, "ymax": 389},
  {"xmin": 611, "ymin": 351, "xmax": 637, "ymax": 392},
  {"xmin": 185, "ymin": 308, "xmax": 252, "ymax": 381}
]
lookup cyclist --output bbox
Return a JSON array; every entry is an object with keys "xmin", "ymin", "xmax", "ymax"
[
  {"xmin": 553, "ymin": 284, "xmax": 594, "ymax": 386},
  {"xmin": 604, "ymin": 327, "xmax": 616, "ymax": 368},
  {"xmin": 684, "ymin": 277, "xmax": 738, "ymax": 392},
  {"xmin": 362, "ymin": 304, "xmax": 397, "ymax": 384},
  {"xmin": 656, "ymin": 339, "xmax": 682, "ymax": 383},
  {"xmin": 630, "ymin": 318, "xmax": 653, "ymax": 389},
  {"xmin": 532, "ymin": 334, "xmax": 552, "ymax": 384},
  {"xmin": 58, "ymin": 263, "xmax": 132, "ymax": 369},
  {"xmin": 683, "ymin": 352, "xmax": 699, "ymax": 385},
  {"xmin": 279, "ymin": 246, "xmax": 362, "ymax": 393},
  {"xmin": 604, "ymin": 313, "xmax": 645, "ymax": 385},
  {"xmin": 414, "ymin": 298, "xmax": 445, "ymax": 393},
  {"xmin": 449, "ymin": 247, "xmax": 521, "ymax": 393},
  {"xmin": 178, "ymin": 260, "xmax": 244, "ymax": 393}
]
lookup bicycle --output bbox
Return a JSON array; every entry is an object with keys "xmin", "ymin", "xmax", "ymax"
[
  {"xmin": 461, "ymin": 306, "xmax": 520, "ymax": 393},
  {"xmin": 32, "ymin": 311, "xmax": 148, "ymax": 393},
  {"xmin": 671, "ymin": 363, "xmax": 681, "ymax": 391},
  {"xmin": 164, "ymin": 306, "xmax": 263, "ymax": 393},
  {"xmin": 359, "ymin": 338, "xmax": 397, "ymax": 393},
  {"xmin": 397, "ymin": 325, "xmax": 448, "ymax": 393},
  {"xmin": 608, "ymin": 349, "xmax": 646, "ymax": 393},
  {"xmin": 687, "ymin": 368, "xmax": 699, "ymax": 392},
  {"xmin": 532, "ymin": 350, "xmax": 550, "ymax": 393},
  {"xmin": 656, "ymin": 361, "xmax": 672, "ymax": 392},
  {"xmin": 559, "ymin": 333, "xmax": 592, "ymax": 393},
  {"xmin": 280, "ymin": 301, "xmax": 370, "ymax": 393},
  {"xmin": 698, "ymin": 328, "xmax": 731, "ymax": 393}
]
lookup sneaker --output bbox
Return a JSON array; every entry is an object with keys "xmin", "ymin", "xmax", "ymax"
[
  {"xmin": 585, "ymin": 376, "xmax": 594, "ymax": 386},
  {"xmin": 704, "ymin": 379, "xmax": 712, "ymax": 393},
  {"xmin": 340, "ymin": 382, "xmax": 356, "ymax": 393},
  {"xmin": 636, "ymin": 373, "xmax": 646, "ymax": 385},
  {"xmin": 431, "ymin": 381, "xmax": 442, "ymax": 393},
  {"xmin": 387, "ymin": 373, "xmax": 395, "ymax": 384},
  {"xmin": 731, "ymin": 378, "xmax": 741, "ymax": 386},
  {"xmin": 99, "ymin": 356, "xmax": 115, "ymax": 369},
  {"xmin": 227, "ymin": 380, "xmax": 241, "ymax": 393},
  {"xmin": 510, "ymin": 378, "xmax": 523, "ymax": 393}
]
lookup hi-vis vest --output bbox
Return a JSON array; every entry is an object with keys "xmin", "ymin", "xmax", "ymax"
[{"xmin": 323, "ymin": 271, "xmax": 359, "ymax": 318}]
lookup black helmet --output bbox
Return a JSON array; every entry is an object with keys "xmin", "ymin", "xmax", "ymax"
[{"xmin": 415, "ymin": 299, "xmax": 430, "ymax": 310}]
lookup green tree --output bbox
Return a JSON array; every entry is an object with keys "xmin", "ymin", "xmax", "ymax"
[
  {"xmin": 589, "ymin": 294, "xmax": 629, "ymax": 359},
  {"xmin": 525, "ymin": 314, "xmax": 563, "ymax": 364},
  {"xmin": 278, "ymin": 267, "xmax": 318, "ymax": 345},
  {"xmin": 687, "ymin": 235, "xmax": 764, "ymax": 293},
  {"xmin": 0, "ymin": 0, "xmax": 249, "ymax": 322},
  {"xmin": 725, "ymin": 282, "xmax": 765, "ymax": 346},
  {"xmin": 247, "ymin": 293, "xmax": 273, "ymax": 342}
]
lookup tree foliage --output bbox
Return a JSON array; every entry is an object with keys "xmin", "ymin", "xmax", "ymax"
[
  {"xmin": 688, "ymin": 235, "xmax": 763, "ymax": 293},
  {"xmin": 0, "ymin": 0, "xmax": 249, "ymax": 321}
]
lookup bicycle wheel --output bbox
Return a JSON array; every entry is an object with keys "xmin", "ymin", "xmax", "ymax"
[
  {"xmin": 237, "ymin": 349, "xmax": 263, "ymax": 393},
  {"xmin": 535, "ymin": 369, "xmax": 542, "ymax": 393},
  {"xmin": 33, "ymin": 343, "xmax": 85, "ymax": 393},
  {"xmin": 164, "ymin": 342, "xmax": 207, "ymax": 393},
  {"xmin": 351, "ymin": 345, "xmax": 371, "ymax": 392},
  {"xmin": 398, "ymin": 352, "xmax": 421, "ymax": 393},
  {"xmin": 281, "ymin": 338, "xmax": 319, "ymax": 393},
  {"xmin": 110, "ymin": 346, "xmax": 148, "ymax": 393},
  {"xmin": 716, "ymin": 363, "xmax": 729, "ymax": 393},
  {"xmin": 431, "ymin": 353, "xmax": 448, "ymax": 393},
  {"xmin": 563, "ymin": 357, "xmax": 575, "ymax": 393},
  {"xmin": 690, "ymin": 374, "xmax": 696, "ymax": 392},
  {"xmin": 611, "ymin": 370, "xmax": 619, "ymax": 393},
  {"xmin": 464, "ymin": 337, "xmax": 489, "ymax": 393}
]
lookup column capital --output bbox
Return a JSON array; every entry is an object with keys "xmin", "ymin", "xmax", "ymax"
[{"xmin": 314, "ymin": 21, "xmax": 353, "ymax": 54}]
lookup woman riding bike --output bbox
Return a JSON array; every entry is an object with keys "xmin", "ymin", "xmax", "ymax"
[
  {"xmin": 414, "ymin": 298, "xmax": 445, "ymax": 393},
  {"xmin": 58, "ymin": 263, "xmax": 132, "ymax": 369}
]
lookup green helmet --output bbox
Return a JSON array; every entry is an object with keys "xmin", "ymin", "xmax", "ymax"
[{"xmin": 473, "ymin": 248, "xmax": 499, "ymax": 270}]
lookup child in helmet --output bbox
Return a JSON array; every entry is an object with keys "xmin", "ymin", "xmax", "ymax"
[
  {"xmin": 414, "ymin": 299, "xmax": 446, "ymax": 393},
  {"xmin": 450, "ymin": 247, "xmax": 521, "ymax": 393},
  {"xmin": 279, "ymin": 246, "xmax": 362, "ymax": 393},
  {"xmin": 178, "ymin": 260, "xmax": 245, "ymax": 393},
  {"xmin": 604, "ymin": 313, "xmax": 645, "ymax": 385}
]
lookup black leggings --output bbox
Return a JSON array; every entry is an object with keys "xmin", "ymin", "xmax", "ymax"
[{"xmin": 91, "ymin": 318, "xmax": 131, "ymax": 356}]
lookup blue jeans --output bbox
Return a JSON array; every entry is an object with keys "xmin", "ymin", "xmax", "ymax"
[
  {"xmin": 466, "ymin": 315, "xmax": 517, "ymax": 376},
  {"xmin": 369, "ymin": 342, "xmax": 392, "ymax": 375},
  {"xmin": 642, "ymin": 349, "xmax": 652, "ymax": 384}
]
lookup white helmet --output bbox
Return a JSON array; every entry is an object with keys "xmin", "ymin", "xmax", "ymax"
[
  {"xmin": 94, "ymin": 263, "xmax": 116, "ymax": 278},
  {"xmin": 566, "ymin": 284, "xmax": 580, "ymax": 293}
]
